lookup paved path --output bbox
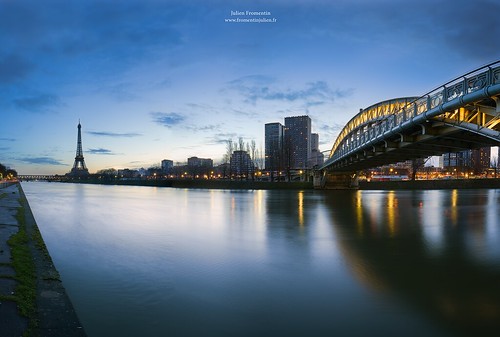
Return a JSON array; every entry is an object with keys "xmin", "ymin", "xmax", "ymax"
[{"xmin": 0, "ymin": 183, "xmax": 87, "ymax": 337}]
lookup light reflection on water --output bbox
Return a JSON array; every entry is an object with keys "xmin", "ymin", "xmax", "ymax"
[{"xmin": 21, "ymin": 182, "xmax": 500, "ymax": 337}]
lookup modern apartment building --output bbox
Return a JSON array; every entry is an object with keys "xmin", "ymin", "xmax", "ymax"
[
  {"xmin": 264, "ymin": 122, "xmax": 284, "ymax": 171},
  {"xmin": 441, "ymin": 147, "xmax": 491, "ymax": 174},
  {"xmin": 230, "ymin": 150, "xmax": 254, "ymax": 177},
  {"xmin": 187, "ymin": 156, "xmax": 213, "ymax": 168},
  {"xmin": 284, "ymin": 115, "xmax": 311, "ymax": 169},
  {"xmin": 265, "ymin": 115, "xmax": 320, "ymax": 171},
  {"xmin": 309, "ymin": 133, "xmax": 324, "ymax": 168}
]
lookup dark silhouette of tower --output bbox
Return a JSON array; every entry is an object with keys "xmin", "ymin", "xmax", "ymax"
[{"xmin": 69, "ymin": 120, "xmax": 89, "ymax": 176}]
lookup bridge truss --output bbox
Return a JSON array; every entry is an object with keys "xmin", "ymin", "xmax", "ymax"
[{"xmin": 322, "ymin": 61, "xmax": 500, "ymax": 172}]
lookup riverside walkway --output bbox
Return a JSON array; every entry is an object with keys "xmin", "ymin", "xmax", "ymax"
[{"xmin": 0, "ymin": 182, "xmax": 86, "ymax": 337}]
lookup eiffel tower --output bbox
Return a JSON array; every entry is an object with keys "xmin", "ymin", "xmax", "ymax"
[{"xmin": 69, "ymin": 120, "xmax": 89, "ymax": 176}]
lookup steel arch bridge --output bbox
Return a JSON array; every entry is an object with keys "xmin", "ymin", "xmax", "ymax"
[{"xmin": 321, "ymin": 61, "xmax": 500, "ymax": 175}]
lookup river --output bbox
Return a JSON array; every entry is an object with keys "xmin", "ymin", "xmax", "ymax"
[{"xmin": 21, "ymin": 182, "xmax": 500, "ymax": 337}]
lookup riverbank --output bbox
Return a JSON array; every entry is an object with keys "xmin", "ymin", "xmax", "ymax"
[
  {"xmin": 65, "ymin": 178, "xmax": 315, "ymax": 190},
  {"xmin": 0, "ymin": 182, "xmax": 86, "ymax": 336}
]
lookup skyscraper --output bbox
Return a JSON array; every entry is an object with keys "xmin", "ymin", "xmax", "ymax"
[
  {"xmin": 284, "ymin": 115, "xmax": 311, "ymax": 169},
  {"xmin": 309, "ymin": 133, "xmax": 324, "ymax": 168},
  {"xmin": 265, "ymin": 122, "xmax": 284, "ymax": 171}
]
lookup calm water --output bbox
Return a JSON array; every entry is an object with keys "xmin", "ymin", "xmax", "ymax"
[{"xmin": 22, "ymin": 182, "xmax": 500, "ymax": 337}]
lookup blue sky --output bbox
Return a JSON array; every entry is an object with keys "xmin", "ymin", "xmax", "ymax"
[{"xmin": 1, "ymin": 0, "xmax": 499, "ymax": 174}]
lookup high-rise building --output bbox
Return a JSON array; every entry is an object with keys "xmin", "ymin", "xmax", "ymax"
[
  {"xmin": 284, "ymin": 115, "xmax": 311, "ymax": 169},
  {"xmin": 309, "ymin": 133, "xmax": 324, "ymax": 168},
  {"xmin": 265, "ymin": 122, "xmax": 284, "ymax": 171}
]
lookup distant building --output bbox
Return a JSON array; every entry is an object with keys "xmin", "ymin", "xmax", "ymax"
[
  {"xmin": 161, "ymin": 159, "xmax": 174, "ymax": 173},
  {"xmin": 187, "ymin": 156, "xmax": 213, "ymax": 178},
  {"xmin": 442, "ymin": 151, "xmax": 470, "ymax": 168},
  {"xmin": 117, "ymin": 169, "xmax": 140, "ymax": 179},
  {"xmin": 230, "ymin": 150, "xmax": 254, "ymax": 178},
  {"xmin": 265, "ymin": 115, "xmax": 323, "ymax": 172},
  {"xmin": 309, "ymin": 133, "xmax": 324, "ymax": 168},
  {"xmin": 284, "ymin": 115, "xmax": 311, "ymax": 169},
  {"xmin": 187, "ymin": 156, "xmax": 213, "ymax": 168},
  {"xmin": 265, "ymin": 122, "xmax": 284, "ymax": 171},
  {"xmin": 441, "ymin": 147, "xmax": 491, "ymax": 174},
  {"xmin": 472, "ymin": 147, "xmax": 491, "ymax": 174}
]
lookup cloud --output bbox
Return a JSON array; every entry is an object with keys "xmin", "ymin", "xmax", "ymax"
[
  {"xmin": 0, "ymin": 54, "xmax": 34, "ymax": 84},
  {"xmin": 226, "ymin": 76, "xmax": 352, "ymax": 105},
  {"xmin": 185, "ymin": 124, "xmax": 222, "ymax": 132},
  {"xmin": 205, "ymin": 132, "xmax": 242, "ymax": 145},
  {"xmin": 2, "ymin": 1, "xmax": 185, "ymax": 65},
  {"xmin": 151, "ymin": 112, "xmax": 186, "ymax": 127},
  {"xmin": 17, "ymin": 157, "xmax": 67, "ymax": 166},
  {"xmin": 13, "ymin": 94, "xmax": 61, "ymax": 112},
  {"xmin": 434, "ymin": 0, "xmax": 500, "ymax": 60},
  {"xmin": 93, "ymin": 83, "xmax": 139, "ymax": 102},
  {"xmin": 87, "ymin": 131, "xmax": 142, "ymax": 137},
  {"xmin": 87, "ymin": 148, "xmax": 117, "ymax": 155},
  {"xmin": 0, "ymin": 138, "xmax": 16, "ymax": 142},
  {"xmin": 319, "ymin": 123, "xmax": 344, "ymax": 134}
]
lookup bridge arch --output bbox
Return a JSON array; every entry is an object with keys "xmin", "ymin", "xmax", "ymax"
[{"xmin": 322, "ymin": 61, "xmax": 500, "ymax": 173}]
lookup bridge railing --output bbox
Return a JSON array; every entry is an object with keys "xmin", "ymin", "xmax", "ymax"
[{"xmin": 329, "ymin": 60, "xmax": 500, "ymax": 163}]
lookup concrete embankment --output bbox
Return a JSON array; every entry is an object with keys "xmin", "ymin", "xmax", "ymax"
[
  {"xmin": 359, "ymin": 178, "xmax": 500, "ymax": 190},
  {"xmin": 0, "ymin": 182, "xmax": 86, "ymax": 337}
]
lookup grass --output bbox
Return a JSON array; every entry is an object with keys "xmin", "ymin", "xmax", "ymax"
[
  {"xmin": 3, "ymin": 184, "xmax": 61, "ymax": 336},
  {"xmin": 7, "ymin": 204, "xmax": 36, "ymax": 317}
]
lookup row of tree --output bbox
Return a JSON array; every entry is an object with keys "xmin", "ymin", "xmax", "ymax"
[
  {"xmin": 0, "ymin": 163, "xmax": 17, "ymax": 179},
  {"xmin": 223, "ymin": 138, "xmax": 264, "ymax": 180}
]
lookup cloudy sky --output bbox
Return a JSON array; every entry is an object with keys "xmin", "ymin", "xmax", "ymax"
[{"xmin": 1, "ymin": 0, "xmax": 499, "ymax": 174}]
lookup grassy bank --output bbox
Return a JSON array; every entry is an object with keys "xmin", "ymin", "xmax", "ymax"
[
  {"xmin": 3, "ymin": 185, "xmax": 37, "ymax": 335},
  {"xmin": 8, "ymin": 204, "xmax": 36, "ymax": 317}
]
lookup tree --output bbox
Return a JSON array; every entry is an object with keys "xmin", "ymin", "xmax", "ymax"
[
  {"xmin": 0, "ymin": 163, "xmax": 6, "ymax": 176},
  {"xmin": 238, "ymin": 137, "xmax": 245, "ymax": 152},
  {"xmin": 6, "ymin": 169, "xmax": 17, "ymax": 178},
  {"xmin": 226, "ymin": 139, "xmax": 234, "ymax": 179},
  {"xmin": 0, "ymin": 163, "xmax": 17, "ymax": 179},
  {"xmin": 250, "ymin": 140, "xmax": 257, "ymax": 181},
  {"xmin": 256, "ymin": 146, "xmax": 265, "ymax": 171},
  {"xmin": 410, "ymin": 157, "xmax": 430, "ymax": 180}
]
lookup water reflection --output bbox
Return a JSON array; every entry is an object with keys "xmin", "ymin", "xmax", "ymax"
[
  {"xmin": 326, "ymin": 189, "xmax": 500, "ymax": 336},
  {"xmin": 20, "ymin": 183, "xmax": 500, "ymax": 337},
  {"xmin": 298, "ymin": 191, "xmax": 304, "ymax": 226}
]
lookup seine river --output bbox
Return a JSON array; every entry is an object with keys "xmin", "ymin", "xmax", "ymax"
[{"xmin": 22, "ymin": 182, "xmax": 500, "ymax": 337}]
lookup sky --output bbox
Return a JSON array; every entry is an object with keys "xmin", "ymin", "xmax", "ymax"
[{"xmin": 1, "ymin": 0, "xmax": 499, "ymax": 175}]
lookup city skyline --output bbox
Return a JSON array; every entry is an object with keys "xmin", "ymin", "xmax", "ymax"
[{"xmin": 1, "ymin": 0, "xmax": 499, "ymax": 175}]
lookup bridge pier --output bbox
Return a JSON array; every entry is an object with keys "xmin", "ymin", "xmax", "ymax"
[{"xmin": 316, "ymin": 171, "xmax": 358, "ymax": 189}]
